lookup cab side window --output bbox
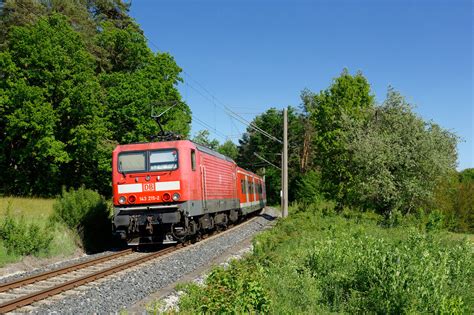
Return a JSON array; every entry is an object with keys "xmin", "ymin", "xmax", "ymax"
[{"xmin": 191, "ymin": 149, "xmax": 196, "ymax": 171}]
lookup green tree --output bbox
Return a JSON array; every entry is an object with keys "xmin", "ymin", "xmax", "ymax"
[
  {"xmin": 0, "ymin": 14, "xmax": 109, "ymax": 195},
  {"xmin": 306, "ymin": 69, "xmax": 374, "ymax": 203},
  {"xmin": 218, "ymin": 140, "xmax": 238, "ymax": 160},
  {"xmin": 237, "ymin": 107, "xmax": 305, "ymax": 204},
  {"xmin": 434, "ymin": 169, "xmax": 474, "ymax": 232},
  {"xmin": 346, "ymin": 88, "xmax": 458, "ymax": 214},
  {"xmin": 192, "ymin": 130, "xmax": 220, "ymax": 150},
  {"xmin": 459, "ymin": 168, "xmax": 474, "ymax": 183},
  {"xmin": 96, "ymin": 9, "xmax": 191, "ymax": 144},
  {"xmin": 0, "ymin": 0, "xmax": 46, "ymax": 45},
  {"xmin": 0, "ymin": 1, "xmax": 191, "ymax": 196}
]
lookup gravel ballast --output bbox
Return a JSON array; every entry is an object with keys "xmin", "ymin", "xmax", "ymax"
[
  {"xmin": 0, "ymin": 250, "xmax": 117, "ymax": 285},
  {"xmin": 30, "ymin": 208, "xmax": 278, "ymax": 313}
]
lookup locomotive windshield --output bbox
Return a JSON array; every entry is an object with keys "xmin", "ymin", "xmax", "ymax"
[
  {"xmin": 117, "ymin": 149, "xmax": 178, "ymax": 173},
  {"xmin": 118, "ymin": 152, "xmax": 146, "ymax": 173},
  {"xmin": 150, "ymin": 149, "xmax": 178, "ymax": 171}
]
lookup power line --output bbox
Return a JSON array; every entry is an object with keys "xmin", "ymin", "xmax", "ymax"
[
  {"xmin": 183, "ymin": 80, "xmax": 274, "ymax": 142},
  {"xmin": 253, "ymin": 152, "xmax": 281, "ymax": 170},
  {"xmin": 183, "ymin": 71, "xmax": 282, "ymax": 144},
  {"xmin": 143, "ymin": 30, "xmax": 283, "ymax": 145},
  {"xmin": 192, "ymin": 115, "xmax": 228, "ymax": 140}
]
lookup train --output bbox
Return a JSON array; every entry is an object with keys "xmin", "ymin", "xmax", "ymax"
[{"xmin": 112, "ymin": 139, "xmax": 266, "ymax": 246}]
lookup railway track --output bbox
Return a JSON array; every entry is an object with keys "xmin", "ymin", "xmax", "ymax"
[
  {"xmin": 0, "ymin": 246, "xmax": 179, "ymax": 313},
  {"xmin": 0, "ymin": 213, "xmax": 260, "ymax": 313}
]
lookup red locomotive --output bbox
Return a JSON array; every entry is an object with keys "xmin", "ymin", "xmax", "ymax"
[{"xmin": 112, "ymin": 140, "xmax": 266, "ymax": 245}]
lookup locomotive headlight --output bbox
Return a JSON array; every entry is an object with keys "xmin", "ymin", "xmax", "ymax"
[
  {"xmin": 172, "ymin": 193, "xmax": 180, "ymax": 201},
  {"xmin": 118, "ymin": 196, "xmax": 126, "ymax": 204}
]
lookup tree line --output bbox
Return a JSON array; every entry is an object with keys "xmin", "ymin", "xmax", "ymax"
[
  {"xmin": 236, "ymin": 70, "xmax": 472, "ymax": 232},
  {"xmin": 0, "ymin": 0, "xmax": 191, "ymax": 196}
]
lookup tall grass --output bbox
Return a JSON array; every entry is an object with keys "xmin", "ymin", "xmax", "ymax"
[
  {"xmin": 0, "ymin": 209, "xmax": 53, "ymax": 256},
  {"xmin": 0, "ymin": 197, "xmax": 78, "ymax": 266},
  {"xmin": 0, "ymin": 197, "xmax": 54, "ymax": 221},
  {"xmin": 177, "ymin": 201, "xmax": 473, "ymax": 314}
]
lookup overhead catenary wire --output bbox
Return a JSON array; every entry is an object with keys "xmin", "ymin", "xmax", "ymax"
[
  {"xmin": 144, "ymin": 33, "xmax": 283, "ymax": 145},
  {"xmin": 183, "ymin": 72, "xmax": 283, "ymax": 144},
  {"xmin": 192, "ymin": 115, "xmax": 228, "ymax": 139},
  {"xmin": 253, "ymin": 152, "xmax": 281, "ymax": 170},
  {"xmin": 183, "ymin": 80, "xmax": 278, "ymax": 143}
]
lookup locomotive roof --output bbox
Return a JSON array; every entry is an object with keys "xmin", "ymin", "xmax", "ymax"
[
  {"xmin": 192, "ymin": 141, "xmax": 236, "ymax": 164},
  {"xmin": 114, "ymin": 140, "xmax": 236, "ymax": 164}
]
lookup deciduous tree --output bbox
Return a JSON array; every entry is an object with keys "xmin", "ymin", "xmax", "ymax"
[
  {"xmin": 0, "ymin": 14, "xmax": 109, "ymax": 195},
  {"xmin": 218, "ymin": 140, "xmax": 238, "ymax": 160},
  {"xmin": 306, "ymin": 69, "xmax": 374, "ymax": 203},
  {"xmin": 346, "ymin": 88, "xmax": 458, "ymax": 214},
  {"xmin": 192, "ymin": 130, "xmax": 220, "ymax": 150}
]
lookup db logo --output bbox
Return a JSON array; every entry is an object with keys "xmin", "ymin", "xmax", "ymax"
[{"xmin": 143, "ymin": 183, "xmax": 155, "ymax": 192}]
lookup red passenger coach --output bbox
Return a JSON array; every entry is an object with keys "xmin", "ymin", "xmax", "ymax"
[
  {"xmin": 237, "ymin": 167, "xmax": 266, "ymax": 213},
  {"xmin": 112, "ymin": 140, "xmax": 266, "ymax": 245}
]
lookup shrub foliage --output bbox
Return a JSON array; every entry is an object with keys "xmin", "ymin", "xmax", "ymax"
[
  {"xmin": 178, "ymin": 203, "xmax": 473, "ymax": 314},
  {"xmin": 305, "ymin": 229, "xmax": 470, "ymax": 313},
  {"xmin": 52, "ymin": 187, "xmax": 111, "ymax": 252},
  {"xmin": 0, "ymin": 209, "xmax": 53, "ymax": 256},
  {"xmin": 179, "ymin": 259, "xmax": 270, "ymax": 313}
]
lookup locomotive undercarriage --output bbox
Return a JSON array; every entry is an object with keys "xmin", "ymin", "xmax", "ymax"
[{"xmin": 113, "ymin": 204, "xmax": 242, "ymax": 246}]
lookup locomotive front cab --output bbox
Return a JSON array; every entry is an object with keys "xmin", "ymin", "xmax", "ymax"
[
  {"xmin": 112, "ymin": 141, "xmax": 193, "ymax": 245},
  {"xmin": 116, "ymin": 148, "xmax": 181, "ymax": 205}
]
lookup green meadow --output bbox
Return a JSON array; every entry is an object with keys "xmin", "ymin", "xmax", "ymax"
[{"xmin": 176, "ymin": 202, "xmax": 473, "ymax": 314}]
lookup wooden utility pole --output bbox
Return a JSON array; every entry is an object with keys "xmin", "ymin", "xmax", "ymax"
[
  {"xmin": 282, "ymin": 108, "xmax": 288, "ymax": 218},
  {"xmin": 280, "ymin": 152, "xmax": 283, "ymax": 212}
]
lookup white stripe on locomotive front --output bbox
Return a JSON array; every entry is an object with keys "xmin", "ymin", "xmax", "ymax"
[
  {"xmin": 117, "ymin": 183, "xmax": 143, "ymax": 194},
  {"xmin": 155, "ymin": 181, "xmax": 180, "ymax": 191},
  {"xmin": 117, "ymin": 181, "xmax": 181, "ymax": 194}
]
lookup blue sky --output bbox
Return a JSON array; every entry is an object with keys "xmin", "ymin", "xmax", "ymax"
[{"xmin": 130, "ymin": 0, "xmax": 473, "ymax": 170}]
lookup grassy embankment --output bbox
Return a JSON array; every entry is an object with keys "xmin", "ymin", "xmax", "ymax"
[
  {"xmin": 174, "ymin": 202, "xmax": 473, "ymax": 314},
  {"xmin": 0, "ymin": 197, "xmax": 78, "ymax": 267}
]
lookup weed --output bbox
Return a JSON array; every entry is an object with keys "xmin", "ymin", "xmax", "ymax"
[
  {"xmin": 179, "ymin": 259, "xmax": 270, "ymax": 313},
  {"xmin": 52, "ymin": 187, "xmax": 111, "ymax": 253},
  {"xmin": 177, "ymin": 203, "xmax": 473, "ymax": 314},
  {"xmin": 0, "ymin": 206, "xmax": 53, "ymax": 256},
  {"xmin": 304, "ymin": 230, "xmax": 472, "ymax": 313}
]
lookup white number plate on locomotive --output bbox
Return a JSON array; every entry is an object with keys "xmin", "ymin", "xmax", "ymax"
[{"xmin": 139, "ymin": 195, "xmax": 160, "ymax": 202}]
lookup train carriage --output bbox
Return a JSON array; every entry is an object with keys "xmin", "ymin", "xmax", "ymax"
[{"xmin": 112, "ymin": 140, "xmax": 266, "ymax": 245}]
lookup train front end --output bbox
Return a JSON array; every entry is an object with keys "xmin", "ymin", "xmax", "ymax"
[{"xmin": 112, "ymin": 140, "xmax": 192, "ymax": 246}]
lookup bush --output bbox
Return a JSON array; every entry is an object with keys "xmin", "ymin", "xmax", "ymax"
[
  {"xmin": 295, "ymin": 170, "xmax": 324, "ymax": 205},
  {"xmin": 304, "ymin": 229, "xmax": 472, "ymax": 314},
  {"xmin": 175, "ymin": 202, "xmax": 473, "ymax": 313},
  {"xmin": 253, "ymin": 203, "xmax": 473, "ymax": 313},
  {"xmin": 179, "ymin": 259, "xmax": 270, "ymax": 313},
  {"xmin": 52, "ymin": 187, "xmax": 111, "ymax": 252},
  {"xmin": 426, "ymin": 209, "xmax": 445, "ymax": 232},
  {"xmin": 0, "ymin": 209, "xmax": 53, "ymax": 256},
  {"xmin": 432, "ymin": 171, "xmax": 474, "ymax": 233}
]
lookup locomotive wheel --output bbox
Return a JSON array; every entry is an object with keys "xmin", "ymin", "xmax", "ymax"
[{"xmin": 193, "ymin": 232, "xmax": 202, "ymax": 243}]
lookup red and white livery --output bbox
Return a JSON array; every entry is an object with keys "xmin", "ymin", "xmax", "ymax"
[{"xmin": 112, "ymin": 140, "xmax": 266, "ymax": 245}]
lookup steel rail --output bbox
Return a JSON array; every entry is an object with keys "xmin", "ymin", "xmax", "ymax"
[
  {"xmin": 0, "ymin": 246, "xmax": 178, "ymax": 313},
  {"xmin": 0, "ymin": 210, "xmax": 263, "ymax": 313},
  {"xmin": 0, "ymin": 248, "xmax": 134, "ymax": 293}
]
